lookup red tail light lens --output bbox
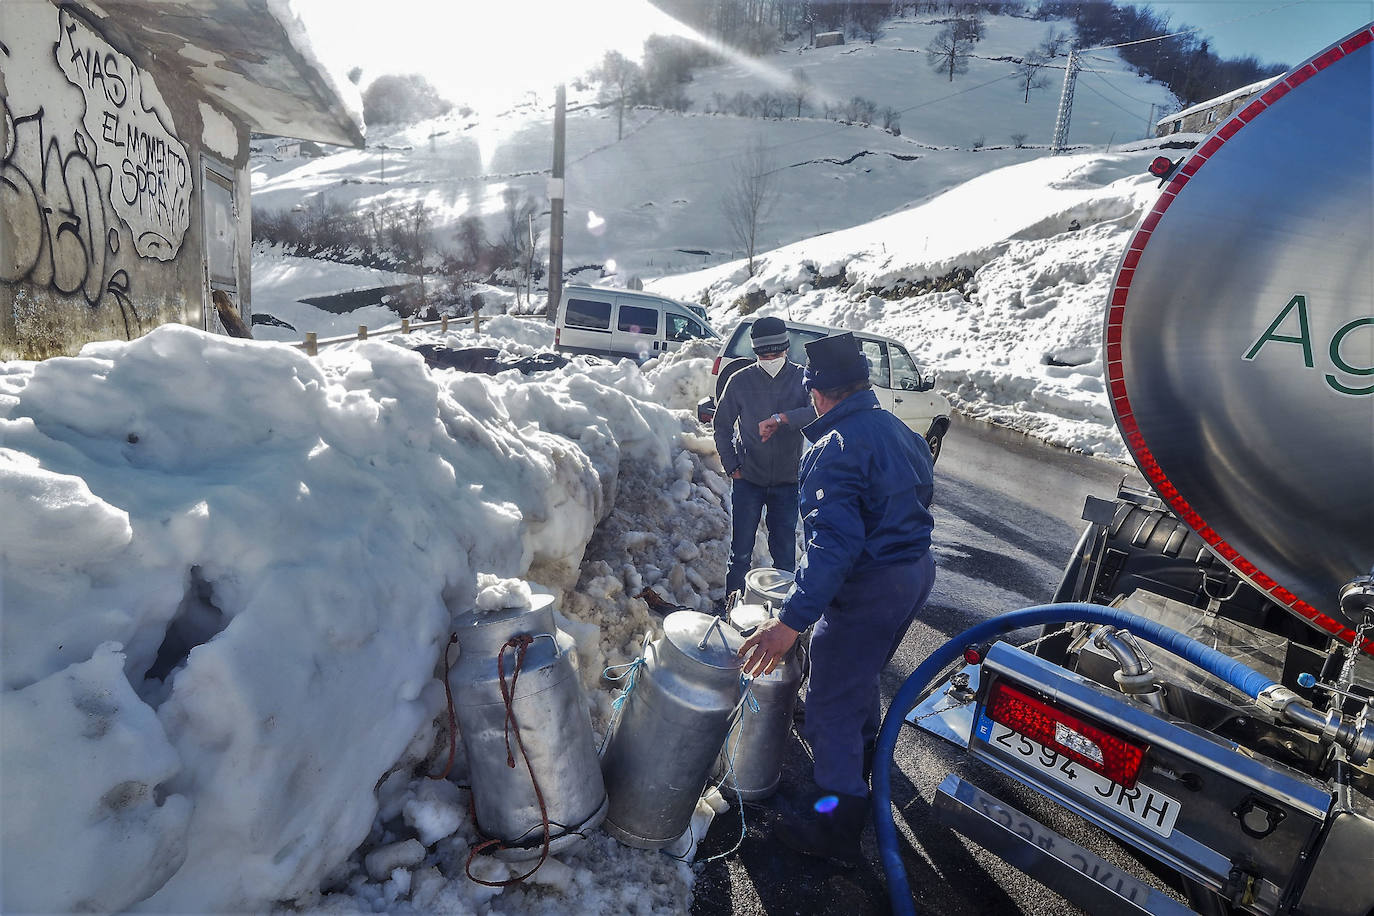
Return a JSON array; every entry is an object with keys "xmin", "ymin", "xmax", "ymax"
[
  {"xmin": 712, "ymin": 356, "xmax": 721, "ymax": 375},
  {"xmin": 987, "ymin": 682, "xmax": 1145, "ymax": 788},
  {"xmin": 555, "ymin": 328, "xmax": 561, "ymax": 345}
]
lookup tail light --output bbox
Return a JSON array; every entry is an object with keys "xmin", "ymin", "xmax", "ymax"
[
  {"xmin": 987, "ymin": 682, "xmax": 1145, "ymax": 788},
  {"xmin": 711, "ymin": 356, "xmax": 721, "ymax": 375},
  {"xmin": 555, "ymin": 328, "xmax": 561, "ymax": 345}
]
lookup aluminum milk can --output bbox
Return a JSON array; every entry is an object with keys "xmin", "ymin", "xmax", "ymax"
[
  {"xmin": 743, "ymin": 566, "xmax": 794, "ymax": 611},
  {"xmin": 744, "ymin": 565, "xmax": 810, "ymax": 654},
  {"xmin": 600, "ymin": 610, "xmax": 746, "ymax": 849},
  {"xmin": 714, "ymin": 603, "xmax": 805, "ymax": 800},
  {"xmin": 449, "ymin": 594, "xmax": 607, "ymax": 861}
]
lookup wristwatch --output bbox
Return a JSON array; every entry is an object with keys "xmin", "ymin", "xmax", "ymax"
[{"xmin": 771, "ymin": 413, "xmax": 783, "ymax": 424}]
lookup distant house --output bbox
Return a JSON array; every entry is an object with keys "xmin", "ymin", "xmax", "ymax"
[
  {"xmin": 1, "ymin": 0, "xmax": 364, "ymax": 360},
  {"xmin": 815, "ymin": 31, "xmax": 845, "ymax": 49},
  {"xmin": 1155, "ymin": 76, "xmax": 1281, "ymax": 138}
]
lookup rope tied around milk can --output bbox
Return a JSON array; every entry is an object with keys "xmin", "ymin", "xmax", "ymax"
[
  {"xmin": 464, "ymin": 634, "xmax": 553, "ymax": 887},
  {"xmin": 598, "ymin": 631, "xmax": 652, "ymax": 753}
]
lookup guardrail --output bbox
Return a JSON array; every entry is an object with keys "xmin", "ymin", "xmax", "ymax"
[{"xmin": 293, "ymin": 313, "xmax": 485, "ymax": 356}]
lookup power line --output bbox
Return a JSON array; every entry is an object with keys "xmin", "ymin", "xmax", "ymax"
[{"xmin": 1078, "ymin": 65, "xmax": 1159, "ymax": 106}]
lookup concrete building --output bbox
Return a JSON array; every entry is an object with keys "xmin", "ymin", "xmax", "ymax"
[
  {"xmin": 1, "ymin": 0, "xmax": 363, "ymax": 360},
  {"xmin": 1155, "ymin": 76, "xmax": 1281, "ymax": 138}
]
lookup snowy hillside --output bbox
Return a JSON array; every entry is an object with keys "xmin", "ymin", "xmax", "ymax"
[
  {"xmin": 653, "ymin": 147, "xmax": 1170, "ymax": 458},
  {"xmin": 249, "ymin": 12, "xmax": 1176, "ymax": 284}
]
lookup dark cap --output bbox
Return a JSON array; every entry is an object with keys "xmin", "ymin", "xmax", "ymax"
[
  {"xmin": 802, "ymin": 333, "xmax": 869, "ymax": 391},
  {"xmin": 750, "ymin": 317, "xmax": 790, "ymax": 355}
]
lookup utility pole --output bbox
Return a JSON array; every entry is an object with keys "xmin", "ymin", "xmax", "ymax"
[
  {"xmin": 546, "ymin": 84, "xmax": 566, "ymax": 320},
  {"xmin": 1051, "ymin": 47, "xmax": 1079, "ymax": 155},
  {"xmin": 1145, "ymin": 102, "xmax": 1158, "ymax": 139}
]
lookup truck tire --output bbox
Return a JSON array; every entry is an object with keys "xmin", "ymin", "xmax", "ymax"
[{"xmin": 924, "ymin": 417, "xmax": 950, "ymax": 465}]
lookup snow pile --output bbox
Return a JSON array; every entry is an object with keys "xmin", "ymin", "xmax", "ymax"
[
  {"xmin": 652, "ymin": 151, "xmax": 1166, "ymax": 458},
  {"xmin": 0, "ymin": 325, "xmax": 726, "ymax": 913}
]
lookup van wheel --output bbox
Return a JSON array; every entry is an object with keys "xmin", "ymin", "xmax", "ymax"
[
  {"xmin": 925, "ymin": 431, "xmax": 943, "ymax": 464},
  {"xmin": 715, "ymin": 357, "xmax": 754, "ymax": 402}
]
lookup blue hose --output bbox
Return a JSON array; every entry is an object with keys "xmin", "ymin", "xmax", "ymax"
[{"xmin": 872, "ymin": 602, "xmax": 1279, "ymax": 916}]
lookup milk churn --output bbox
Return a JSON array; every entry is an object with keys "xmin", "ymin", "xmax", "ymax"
[
  {"xmin": 744, "ymin": 565, "xmax": 810, "ymax": 654},
  {"xmin": 743, "ymin": 567, "xmax": 794, "ymax": 612},
  {"xmin": 449, "ymin": 594, "xmax": 607, "ymax": 861},
  {"xmin": 713, "ymin": 603, "xmax": 805, "ymax": 800},
  {"xmin": 600, "ymin": 610, "xmax": 746, "ymax": 850}
]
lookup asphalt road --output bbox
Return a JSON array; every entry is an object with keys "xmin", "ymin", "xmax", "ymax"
[{"xmin": 691, "ymin": 416, "xmax": 1166, "ymax": 916}]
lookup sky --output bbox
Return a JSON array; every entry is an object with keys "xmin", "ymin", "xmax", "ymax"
[
  {"xmin": 290, "ymin": 0, "xmax": 696, "ymax": 109},
  {"xmin": 1142, "ymin": 0, "xmax": 1374, "ymax": 66}
]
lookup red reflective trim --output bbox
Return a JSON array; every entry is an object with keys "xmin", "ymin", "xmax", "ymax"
[
  {"xmin": 1112, "ymin": 288, "xmax": 1130, "ymax": 307},
  {"xmin": 1286, "ymin": 63, "xmax": 1319, "ymax": 88},
  {"xmin": 1217, "ymin": 119, "xmax": 1243, "ymax": 140},
  {"xmin": 1141, "ymin": 210, "xmax": 1163, "ymax": 233},
  {"xmin": 1122, "ymin": 250, "xmax": 1141, "ymax": 270},
  {"xmin": 1312, "ymin": 46, "xmax": 1344, "ymax": 69},
  {"xmin": 1106, "ymin": 342, "xmax": 1122, "ymax": 364},
  {"xmin": 1198, "ymin": 136, "xmax": 1225, "ymax": 158},
  {"xmin": 1179, "ymin": 157, "xmax": 1204, "ymax": 177},
  {"xmin": 1261, "ymin": 82, "xmax": 1291, "ymax": 105},
  {"xmin": 1340, "ymin": 29, "xmax": 1373, "ymax": 53},
  {"xmin": 1238, "ymin": 100, "xmax": 1267, "ymax": 122},
  {"xmin": 1117, "ymin": 269, "xmax": 1134, "ymax": 287}
]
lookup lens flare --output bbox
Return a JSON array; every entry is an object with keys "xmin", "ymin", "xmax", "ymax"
[{"xmin": 813, "ymin": 794, "xmax": 839, "ymax": 814}]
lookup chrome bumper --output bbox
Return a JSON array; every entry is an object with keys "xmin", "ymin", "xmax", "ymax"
[{"xmin": 932, "ymin": 774, "xmax": 1197, "ymax": 916}]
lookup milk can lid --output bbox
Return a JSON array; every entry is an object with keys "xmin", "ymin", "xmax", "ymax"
[
  {"xmin": 453, "ymin": 592, "xmax": 555, "ymax": 629},
  {"xmin": 662, "ymin": 610, "xmax": 744, "ymax": 671},
  {"xmin": 728, "ymin": 603, "xmax": 773, "ymax": 632},
  {"xmin": 745, "ymin": 567, "xmax": 794, "ymax": 597}
]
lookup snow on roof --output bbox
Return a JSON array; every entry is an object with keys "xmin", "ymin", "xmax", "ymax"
[
  {"xmin": 69, "ymin": 0, "xmax": 363, "ymax": 147},
  {"xmin": 1155, "ymin": 75, "xmax": 1281, "ymax": 127}
]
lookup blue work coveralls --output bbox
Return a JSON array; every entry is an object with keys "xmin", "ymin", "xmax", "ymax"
[{"xmin": 777, "ymin": 388, "xmax": 936, "ymax": 798}]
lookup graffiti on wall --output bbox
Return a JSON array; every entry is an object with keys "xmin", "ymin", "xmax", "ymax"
[
  {"xmin": 2, "ymin": 94, "xmax": 140, "ymax": 337},
  {"xmin": 56, "ymin": 8, "xmax": 191, "ymax": 260}
]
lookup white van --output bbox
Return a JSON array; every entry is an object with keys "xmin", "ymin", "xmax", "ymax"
[{"xmin": 554, "ymin": 285, "xmax": 719, "ymax": 362}]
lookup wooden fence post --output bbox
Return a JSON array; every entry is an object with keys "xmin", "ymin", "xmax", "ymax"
[
  {"xmin": 402, "ymin": 318, "xmax": 411, "ymax": 334},
  {"xmin": 473, "ymin": 311, "xmax": 481, "ymax": 335},
  {"xmin": 305, "ymin": 332, "xmax": 318, "ymax": 356},
  {"xmin": 441, "ymin": 316, "xmax": 449, "ymax": 332},
  {"xmin": 358, "ymin": 325, "xmax": 368, "ymax": 340}
]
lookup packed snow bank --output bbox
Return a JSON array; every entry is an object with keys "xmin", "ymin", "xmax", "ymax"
[
  {"xmin": 0, "ymin": 325, "xmax": 730, "ymax": 913},
  {"xmin": 652, "ymin": 150, "xmax": 1168, "ymax": 459}
]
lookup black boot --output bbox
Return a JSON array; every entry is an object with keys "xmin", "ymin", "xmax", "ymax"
[{"xmin": 776, "ymin": 792, "xmax": 868, "ymax": 867}]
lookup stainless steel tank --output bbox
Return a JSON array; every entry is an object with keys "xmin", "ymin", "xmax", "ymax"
[
  {"xmin": 713, "ymin": 603, "xmax": 804, "ymax": 800},
  {"xmin": 449, "ymin": 595, "xmax": 607, "ymax": 861},
  {"xmin": 1106, "ymin": 29, "xmax": 1373, "ymax": 640},
  {"xmin": 600, "ymin": 610, "xmax": 746, "ymax": 849}
]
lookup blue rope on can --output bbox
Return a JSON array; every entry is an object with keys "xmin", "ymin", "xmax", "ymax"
[{"xmin": 599, "ymin": 656, "xmax": 645, "ymax": 754}]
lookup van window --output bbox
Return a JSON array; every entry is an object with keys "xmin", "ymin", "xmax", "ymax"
[
  {"xmin": 725, "ymin": 322, "xmax": 823, "ymax": 363},
  {"xmin": 566, "ymin": 298, "xmax": 611, "ymax": 330},
  {"xmin": 618, "ymin": 305, "xmax": 659, "ymax": 335},
  {"xmin": 860, "ymin": 338, "xmax": 890, "ymax": 388},
  {"xmin": 667, "ymin": 314, "xmax": 711, "ymax": 341}
]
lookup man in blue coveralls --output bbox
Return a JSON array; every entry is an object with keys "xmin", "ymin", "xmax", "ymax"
[{"xmin": 738, "ymin": 331, "xmax": 936, "ymax": 864}]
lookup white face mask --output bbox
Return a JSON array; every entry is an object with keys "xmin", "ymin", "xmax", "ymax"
[{"xmin": 758, "ymin": 355, "xmax": 786, "ymax": 377}]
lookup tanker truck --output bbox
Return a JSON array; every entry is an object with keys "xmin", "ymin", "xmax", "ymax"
[{"xmin": 875, "ymin": 23, "xmax": 1374, "ymax": 916}]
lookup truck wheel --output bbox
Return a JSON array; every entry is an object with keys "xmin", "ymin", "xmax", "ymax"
[{"xmin": 925, "ymin": 431, "xmax": 943, "ymax": 464}]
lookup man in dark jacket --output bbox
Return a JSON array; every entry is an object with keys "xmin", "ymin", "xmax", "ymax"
[
  {"xmin": 713, "ymin": 317, "xmax": 816, "ymax": 598},
  {"xmin": 738, "ymin": 331, "xmax": 936, "ymax": 864}
]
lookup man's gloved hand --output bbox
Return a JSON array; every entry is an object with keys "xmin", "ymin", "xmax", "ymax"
[{"xmin": 738, "ymin": 617, "xmax": 800, "ymax": 677}]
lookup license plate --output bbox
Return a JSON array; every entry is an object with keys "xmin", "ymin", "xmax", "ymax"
[{"xmin": 980, "ymin": 718, "xmax": 1180, "ymax": 838}]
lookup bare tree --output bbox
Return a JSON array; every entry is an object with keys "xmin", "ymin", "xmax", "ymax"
[
  {"xmin": 1015, "ymin": 51, "xmax": 1049, "ymax": 102},
  {"xmin": 1010, "ymin": 131, "xmax": 1028, "ymax": 148},
  {"xmin": 788, "ymin": 68, "xmax": 813, "ymax": 117},
  {"xmin": 721, "ymin": 141, "xmax": 778, "ymax": 278},
  {"xmin": 927, "ymin": 26, "xmax": 974, "ymax": 82},
  {"xmin": 591, "ymin": 50, "xmax": 642, "ymax": 140},
  {"xmin": 498, "ymin": 189, "xmax": 541, "ymax": 307},
  {"xmin": 1039, "ymin": 28, "xmax": 1070, "ymax": 60}
]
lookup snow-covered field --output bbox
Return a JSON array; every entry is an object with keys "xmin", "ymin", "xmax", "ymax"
[{"xmin": 4, "ymin": 10, "xmax": 1201, "ymax": 915}]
